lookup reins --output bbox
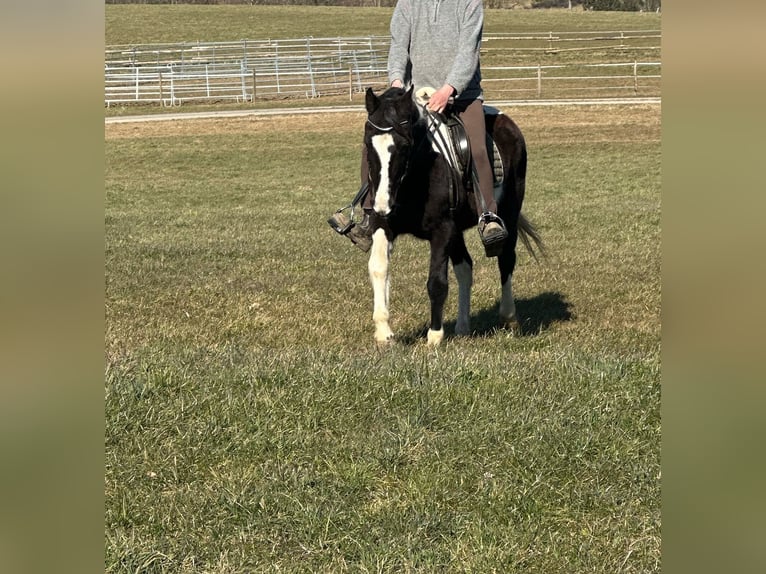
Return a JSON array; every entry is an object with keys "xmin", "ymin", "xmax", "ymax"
[{"xmin": 421, "ymin": 105, "xmax": 478, "ymax": 214}]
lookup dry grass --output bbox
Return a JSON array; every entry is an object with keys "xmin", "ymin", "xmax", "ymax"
[{"xmin": 106, "ymin": 104, "xmax": 660, "ymax": 142}]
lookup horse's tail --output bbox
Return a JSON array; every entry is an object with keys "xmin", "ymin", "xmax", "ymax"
[{"xmin": 517, "ymin": 212, "xmax": 547, "ymax": 262}]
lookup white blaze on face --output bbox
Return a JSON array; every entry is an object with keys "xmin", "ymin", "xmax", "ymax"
[{"xmin": 372, "ymin": 133, "xmax": 394, "ymax": 215}]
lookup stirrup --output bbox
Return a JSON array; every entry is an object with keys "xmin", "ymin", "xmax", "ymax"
[
  {"xmin": 328, "ymin": 208, "xmax": 372, "ymax": 252},
  {"xmin": 327, "ymin": 181, "xmax": 370, "ymax": 235},
  {"xmin": 327, "ymin": 207, "xmax": 354, "ymax": 235},
  {"xmin": 478, "ymin": 212, "xmax": 508, "ymax": 257}
]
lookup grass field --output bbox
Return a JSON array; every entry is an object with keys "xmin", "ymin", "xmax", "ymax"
[
  {"xmin": 105, "ymin": 5, "xmax": 661, "ymax": 47},
  {"xmin": 105, "ymin": 5, "xmax": 660, "ymax": 573},
  {"xmin": 105, "ymin": 102, "xmax": 661, "ymax": 572}
]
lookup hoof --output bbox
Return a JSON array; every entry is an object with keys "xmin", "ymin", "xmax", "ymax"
[
  {"xmin": 454, "ymin": 320, "xmax": 470, "ymax": 337},
  {"xmin": 374, "ymin": 329, "xmax": 395, "ymax": 346},
  {"xmin": 426, "ymin": 328, "xmax": 444, "ymax": 346},
  {"xmin": 501, "ymin": 315, "xmax": 522, "ymax": 335}
]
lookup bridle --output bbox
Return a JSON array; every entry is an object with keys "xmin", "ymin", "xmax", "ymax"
[
  {"xmin": 365, "ymin": 117, "xmax": 415, "ymax": 217},
  {"xmin": 365, "ymin": 118, "xmax": 410, "ymax": 132}
]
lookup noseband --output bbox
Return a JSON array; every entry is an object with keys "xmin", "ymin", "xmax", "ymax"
[{"xmin": 366, "ymin": 118, "xmax": 410, "ymax": 132}]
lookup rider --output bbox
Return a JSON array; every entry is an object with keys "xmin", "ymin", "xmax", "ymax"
[{"xmin": 328, "ymin": 0, "xmax": 507, "ymax": 256}]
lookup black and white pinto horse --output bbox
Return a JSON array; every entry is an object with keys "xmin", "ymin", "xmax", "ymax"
[{"xmin": 363, "ymin": 86, "xmax": 543, "ymax": 346}]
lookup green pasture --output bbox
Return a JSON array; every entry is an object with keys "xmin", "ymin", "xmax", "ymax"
[
  {"xmin": 105, "ymin": 5, "xmax": 661, "ymax": 47},
  {"xmin": 105, "ymin": 102, "xmax": 660, "ymax": 572}
]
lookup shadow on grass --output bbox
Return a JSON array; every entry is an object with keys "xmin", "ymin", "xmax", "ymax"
[{"xmin": 398, "ymin": 291, "xmax": 573, "ymax": 345}]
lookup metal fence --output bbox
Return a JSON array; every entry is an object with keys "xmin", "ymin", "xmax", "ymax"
[
  {"xmin": 105, "ymin": 32, "xmax": 661, "ymax": 106},
  {"xmin": 483, "ymin": 61, "xmax": 661, "ymax": 99}
]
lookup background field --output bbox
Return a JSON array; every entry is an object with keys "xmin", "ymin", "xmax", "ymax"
[
  {"xmin": 105, "ymin": 5, "xmax": 660, "ymax": 113},
  {"xmin": 105, "ymin": 6, "xmax": 660, "ymax": 573},
  {"xmin": 105, "ymin": 5, "xmax": 661, "ymax": 47}
]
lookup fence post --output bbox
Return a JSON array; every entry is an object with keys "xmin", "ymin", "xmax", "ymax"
[
  {"xmin": 349, "ymin": 68, "xmax": 353, "ymax": 102},
  {"xmin": 275, "ymin": 43, "xmax": 281, "ymax": 94},
  {"xmin": 240, "ymin": 61, "xmax": 247, "ymax": 102},
  {"xmin": 633, "ymin": 61, "xmax": 638, "ymax": 94},
  {"xmin": 252, "ymin": 69, "xmax": 257, "ymax": 101},
  {"xmin": 351, "ymin": 50, "xmax": 362, "ymax": 94},
  {"xmin": 159, "ymin": 72, "xmax": 164, "ymax": 106},
  {"xmin": 306, "ymin": 38, "xmax": 317, "ymax": 98},
  {"xmin": 537, "ymin": 64, "xmax": 542, "ymax": 98}
]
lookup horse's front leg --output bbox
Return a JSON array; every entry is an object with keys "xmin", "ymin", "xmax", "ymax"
[
  {"xmin": 426, "ymin": 238, "xmax": 450, "ymax": 346},
  {"xmin": 368, "ymin": 228, "xmax": 394, "ymax": 344},
  {"xmin": 450, "ymin": 233, "xmax": 473, "ymax": 336}
]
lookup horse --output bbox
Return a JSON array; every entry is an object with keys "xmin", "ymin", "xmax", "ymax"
[{"xmin": 363, "ymin": 86, "xmax": 543, "ymax": 346}]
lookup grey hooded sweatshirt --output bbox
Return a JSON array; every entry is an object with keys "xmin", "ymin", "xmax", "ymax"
[{"xmin": 387, "ymin": 0, "xmax": 484, "ymax": 102}]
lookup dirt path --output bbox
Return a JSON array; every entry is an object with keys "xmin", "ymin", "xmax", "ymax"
[{"xmin": 105, "ymin": 97, "xmax": 660, "ymax": 125}]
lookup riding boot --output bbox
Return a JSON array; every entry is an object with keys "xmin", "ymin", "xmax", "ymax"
[
  {"xmin": 459, "ymin": 99, "xmax": 509, "ymax": 257},
  {"xmin": 473, "ymin": 167, "xmax": 508, "ymax": 257},
  {"xmin": 478, "ymin": 212, "xmax": 508, "ymax": 257},
  {"xmin": 327, "ymin": 182, "xmax": 374, "ymax": 252}
]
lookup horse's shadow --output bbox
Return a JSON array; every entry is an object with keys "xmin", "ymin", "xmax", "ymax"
[{"xmin": 399, "ymin": 291, "xmax": 573, "ymax": 344}]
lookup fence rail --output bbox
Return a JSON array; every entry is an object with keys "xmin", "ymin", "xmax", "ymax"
[{"xmin": 105, "ymin": 32, "xmax": 661, "ymax": 106}]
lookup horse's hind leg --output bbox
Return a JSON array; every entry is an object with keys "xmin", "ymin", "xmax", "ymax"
[
  {"xmin": 497, "ymin": 242, "xmax": 521, "ymax": 333},
  {"xmin": 450, "ymin": 234, "xmax": 473, "ymax": 336},
  {"xmin": 497, "ymin": 198, "xmax": 520, "ymax": 331},
  {"xmin": 493, "ymin": 113, "xmax": 525, "ymax": 334}
]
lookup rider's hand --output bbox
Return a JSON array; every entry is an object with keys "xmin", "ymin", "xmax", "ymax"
[{"xmin": 427, "ymin": 84, "xmax": 456, "ymax": 114}]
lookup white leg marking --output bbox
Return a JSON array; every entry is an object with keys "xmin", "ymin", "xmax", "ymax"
[
  {"xmin": 499, "ymin": 276, "xmax": 519, "ymax": 329},
  {"xmin": 427, "ymin": 328, "xmax": 444, "ymax": 346},
  {"xmin": 453, "ymin": 261, "xmax": 473, "ymax": 336},
  {"xmin": 368, "ymin": 228, "xmax": 394, "ymax": 343},
  {"xmin": 371, "ymin": 134, "xmax": 394, "ymax": 215}
]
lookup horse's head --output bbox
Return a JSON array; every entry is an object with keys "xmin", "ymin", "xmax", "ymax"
[{"xmin": 364, "ymin": 86, "xmax": 418, "ymax": 217}]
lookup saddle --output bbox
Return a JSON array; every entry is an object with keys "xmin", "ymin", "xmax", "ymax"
[{"xmin": 416, "ymin": 88, "xmax": 504, "ymax": 212}]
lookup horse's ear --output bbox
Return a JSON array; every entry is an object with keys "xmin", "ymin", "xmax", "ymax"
[
  {"xmin": 395, "ymin": 85, "xmax": 416, "ymax": 118},
  {"xmin": 365, "ymin": 87, "xmax": 379, "ymax": 114}
]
